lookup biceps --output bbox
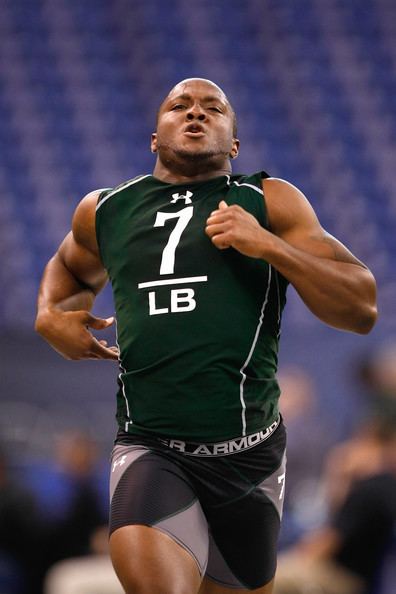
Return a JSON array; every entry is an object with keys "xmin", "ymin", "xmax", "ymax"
[
  {"xmin": 59, "ymin": 232, "xmax": 108, "ymax": 292},
  {"xmin": 283, "ymin": 228, "xmax": 367, "ymax": 268},
  {"xmin": 264, "ymin": 178, "xmax": 367, "ymax": 268}
]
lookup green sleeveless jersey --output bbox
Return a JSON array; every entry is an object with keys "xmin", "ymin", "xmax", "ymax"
[{"xmin": 96, "ymin": 172, "xmax": 288, "ymax": 441}]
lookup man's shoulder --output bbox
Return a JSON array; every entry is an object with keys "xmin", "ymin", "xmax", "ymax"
[{"xmin": 96, "ymin": 174, "xmax": 151, "ymax": 211}]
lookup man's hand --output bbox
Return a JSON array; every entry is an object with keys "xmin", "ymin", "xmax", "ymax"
[
  {"xmin": 205, "ymin": 200, "xmax": 270, "ymax": 258},
  {"xmin": 35, "ymin": 190, "xmax": 121, "ymax": 359},
  {"xmin": 35, "ymin": 309, "xmax": 119, "ymax": 361}
]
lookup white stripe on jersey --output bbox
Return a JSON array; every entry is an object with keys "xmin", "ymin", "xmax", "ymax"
[
  {"xmin": 115, "ymin": 318, "xmax": 133, "ymax": 430},
  {"xmin": 96, "ymin": 174, "xmax": 151, "ymax": 211},
  {"xmin": 225, "ymin": 175, "xmax": 264, "ymax": 195},
  {"xmin": 239, "ymin": 265, "xmax": 272, "ymax": 436}
]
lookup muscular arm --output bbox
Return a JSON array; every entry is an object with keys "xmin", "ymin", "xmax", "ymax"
[
  {"xmin": 35, "ymin": 191, "xmax": 119, "ymax": 360},
  {"xmin": 205, "ymin": 178, "xmax": 377, "ymax": 334}
]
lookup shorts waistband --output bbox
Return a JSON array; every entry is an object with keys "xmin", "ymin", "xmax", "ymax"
[{"xmin": 157, "ymin": 416, "xmax": 280, "ymax": 457}]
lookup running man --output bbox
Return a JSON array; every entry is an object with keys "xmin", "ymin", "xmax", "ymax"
[{"xmin": 35, "ymin": 78, "xmax": 377, "ymax": 594}]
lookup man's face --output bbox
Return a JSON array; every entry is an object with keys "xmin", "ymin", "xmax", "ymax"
[{"xmin": 151, "ymin": 79, "xmax": 239, "ymax": 167}]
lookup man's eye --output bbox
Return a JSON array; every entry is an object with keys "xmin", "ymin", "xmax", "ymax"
[
  {"xmin": 208, "ymin": 107, "xmax": 222, "ymax": 113},
  {"xmin": 171, "ymin": 104, "xmax": 186, "ymax": 110}
]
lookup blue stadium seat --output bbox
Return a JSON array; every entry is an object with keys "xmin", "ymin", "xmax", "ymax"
[{"xmin": 0, "ymin": 0, "xmax": 395, "ymax": 329}]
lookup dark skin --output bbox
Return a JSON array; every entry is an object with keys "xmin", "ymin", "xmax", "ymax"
[{"xmin": 35, "ymin": 78, "xmax": 377, "ymax": 594}]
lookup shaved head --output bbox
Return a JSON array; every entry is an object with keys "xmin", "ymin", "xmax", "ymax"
[
  {"xmin": 169, "ymin": 78, "xmax": 228, "ymax": 100},
  {"xmin": 158, "ymin": 78, "xmax": 238, "ymax": 136}
]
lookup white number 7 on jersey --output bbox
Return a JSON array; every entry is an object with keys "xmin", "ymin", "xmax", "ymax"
[{"xmin": 154, "ymin": 206, "xmax": 194, "ymax": 275}]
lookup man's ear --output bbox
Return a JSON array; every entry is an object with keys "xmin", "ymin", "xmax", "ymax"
[
  {"xmin": 151, "ymin": 133, "xmax": 158, "ymax": 154},
  {"xmin": 230, "ymin": 138, "xmax": 240, "ymax": 159}
]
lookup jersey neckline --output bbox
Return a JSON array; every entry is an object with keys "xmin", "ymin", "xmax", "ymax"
[{"xmin": 148, "ymin": 173, "xmax": 235, "ymax": 187}]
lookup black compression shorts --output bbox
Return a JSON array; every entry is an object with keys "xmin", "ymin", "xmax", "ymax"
[{"xmin": 109, "ymin": 419, "xmax": 286, "ymax": 590}]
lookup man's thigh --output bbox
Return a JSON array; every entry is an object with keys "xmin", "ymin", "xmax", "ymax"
[
  {"xmin": 195, "ymin": 426, "xmax": 286, "ymax": 590},
  {"xmin": 110, "ymin": 524, "xmax": 202, "ymax": 594},
  {"xmin": 109, "ymin": 444, "xmax": 209, "ymax": 576}
]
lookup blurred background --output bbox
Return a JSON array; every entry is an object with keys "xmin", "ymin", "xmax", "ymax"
[{"xmin": 0, "ymin": 0, "xmax": 395, "ymax": 593}]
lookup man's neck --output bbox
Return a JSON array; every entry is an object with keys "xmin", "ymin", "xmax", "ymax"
[{"xmin": 152, "ymin": 158, "xmax": 232, "ymax": 184}]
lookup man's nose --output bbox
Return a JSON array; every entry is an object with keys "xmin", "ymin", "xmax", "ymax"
[{"xmin": 186, "ymin": 105, "xmax": 206, "ymax": 121}]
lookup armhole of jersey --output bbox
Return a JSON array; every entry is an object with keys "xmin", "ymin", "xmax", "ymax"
[
  {"xmin": 244, "ymin": 171, "xmax": 270, "ymax": 230},
  {"xmin": 257, "ymin": 172, "xmax": 289, "ymax": 292},
  {"xmin": 95, "ymin": 188, "xmax": 112, "ymax": 264},
  {"xmin": 258, "ymin": 171, "xmax": 270, "ymax": 229},
  {"xmin": 257, "ymin": 171, "xmax": 271, "ymax": 229},
  {"xmin": 229, "ymin": 170, "xmax": 270, "ymax": 229},
  {"xmin": 96, "ymin": 187, "xmax": 114, "ymax": 211}
]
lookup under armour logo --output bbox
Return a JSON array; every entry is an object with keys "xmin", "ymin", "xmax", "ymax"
[
  {"xmin": 171, "ymin": 191, "xmax": 193, "ymax": 204},
  {"xmin": 112, "ymin": 454, "xmax": 127, "ymax": 472}
]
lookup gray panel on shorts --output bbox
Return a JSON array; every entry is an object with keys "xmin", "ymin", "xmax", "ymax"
[
  {"xmin": 109, "ymin": 444, "xmax": 150, "ymax": 502},
  {"xmin": 257, "ymin": 450, "xmax": 287, "ymax": 519},
  {"xmin": 154, "ymin": 500, "xmax": 209, "ymax": 576}
]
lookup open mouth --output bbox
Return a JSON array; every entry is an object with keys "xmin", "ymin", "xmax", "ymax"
[{"xmin": 184, "ymin": 123, "xmax": 205, "ymax": 136}]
